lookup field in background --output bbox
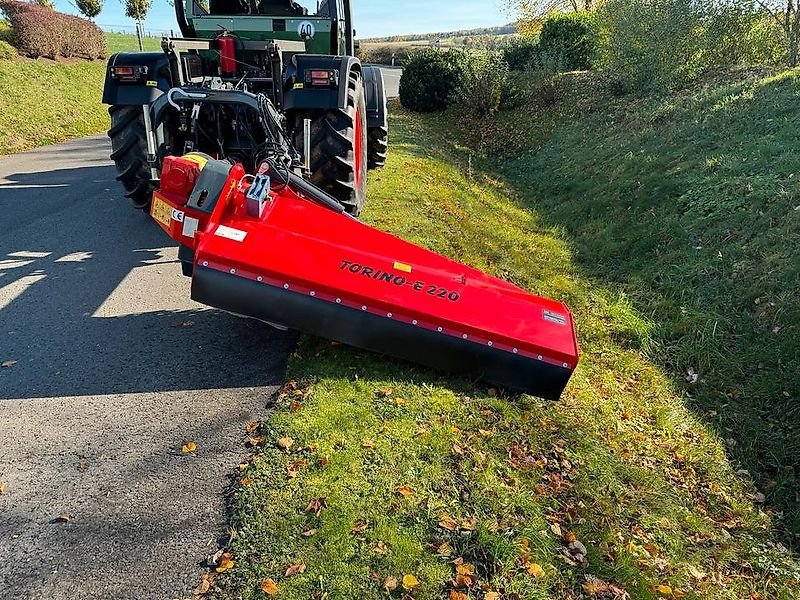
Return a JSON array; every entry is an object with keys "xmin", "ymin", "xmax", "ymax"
[{"xmin": 105, "ymin": 32, "xmax": 163, "ymax": 54}]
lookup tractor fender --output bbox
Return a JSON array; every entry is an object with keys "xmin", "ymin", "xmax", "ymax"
[
  {"xmin": 102, "ymin": 52, "xmax": 173, "ymax": 106},
  {"xmin": 361, "ymin": 64, "xmax": 388, "ymax": 130},
  {"xmin": 283, "ymin": 54, "xmax": 362, "ymax": 112}
]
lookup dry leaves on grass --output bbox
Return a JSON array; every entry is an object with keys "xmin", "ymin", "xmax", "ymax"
[
  {"xmin": 396, "ymin": 485, "xmax": 414, "ymax": 497},
  {"xmin": 215, "ymin": 552, "xmax": 234, "ymax": 573},
  {"xmin": 181, "ymin": 441, "xmax": 197, "ymax": 454},
  {"xmin": 581, "ymin": 575, "xmax": 629, "ymax": 599},
  {"xmin": 193, "ymin": 572, "xmax": 216, "ymax": 597},
  {"xmin": 245, "ymin": 420, "xmax": 260, "ymax": 434},
  {"xmin": 384, "ymin": 576, "xmax": 398, "ymax": 591},
  {"xmin": 287, "ymin": 458, "xmax": 307, "ymax": 478},
  {"xmin": 260, "ymin": 578, "xmax": 279, "ymax": 595},
  {"xmin": 277, "ymin": 436, "xmax": 294, "ymax": 450},
  {"xmin": 305, "ymin": 497, "xmax": 327, "ymax": 517},
  {"xmin": 439, "ymin": 514, "xmax": 458, "ymax": 531},
  {"xmin": 402, "ymin": 574, "xmax": 420, "ymax": 590},
  {"xmin": 285, "ymin": 561, "xmax": 306, "ymax": 577}
]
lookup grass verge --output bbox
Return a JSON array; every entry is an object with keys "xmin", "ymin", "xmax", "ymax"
[
  {"xmin": 0, "ymin": 58, "xmax": 107, "ymax": 155},
  {"xmin": 212, "ymin": 97, "xmax": 800, "ymax": 599}
]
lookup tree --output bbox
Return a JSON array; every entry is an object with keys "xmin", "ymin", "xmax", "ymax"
[
  {"xmin": 74, "ymin": 0, "xmax": 104, "ymax": 20},
  {"xmin": 505, "ymin": 0, "xmax": 601, "ymax": 34},
  {"xmin": 753, "ymin": 0, "xmax": 800, "ymax": 65},
  {"xmin": 34, "ymin": 0, "xmax": 55, "ymax": 9},
  {"xmin": 125, "ymin": 0, "xmax": 152, "ymax": 22}
]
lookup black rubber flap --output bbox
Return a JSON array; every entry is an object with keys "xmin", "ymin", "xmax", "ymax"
[{"xmin": 192, "ymin": 266, "xmax": 573, "ymax": 400}]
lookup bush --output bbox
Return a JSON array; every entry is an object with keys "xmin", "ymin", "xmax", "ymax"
[
  {"xmin": 598, "ymin": 0, "xmax": 784, "ymax": 90},
  {"xmin": 500, "ymin": 36, "xmax": 540, "ymax": 70},
  {"xmin": 0, "ymin": 0, "xmax": 106, "ymax": 59},
  {"xmin": 0, "ymin": 38, "xmax": 15, "ymax": 58},
  {"xmin": 455, "ymin": 49, "xmax": 509, "ymax": 116},
  {"xmin": 399, "ymin": 48, "xmax": 468, "ymax": 112},
  {"xmin": 538, "ymin": 11, "xmax": 599, "ymax": 71}
]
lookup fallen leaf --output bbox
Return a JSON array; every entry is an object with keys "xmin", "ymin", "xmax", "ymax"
[
  {"xmin": 245, "ymin": 420, "xmax": 260, "ymax": 434},
  {"xmin": 77, "ymin": 457, "xmax": 88, "ymax": 472},
  {"xmin": 439, "ymin": 515, "xmax": 458, "ymax": 531},
  {"xmin": 301, "ymin": 528, "xmax": 317, "ymax": 537},
  {"xmin": 527, "ymin": 562, "xmax": 545, "ymax": 577},
  {"xmin": 582, "ymin": 575, "xmax": 610, "ymax": 597},
  {"xmin": 437, "ymin": 542, "xmax": 452, "ymax": 555},
  {"xmin": 290, "ymin": 399, "xmax": 303, "ymax": 412},
  {"xmin": 362, "ymin": 439, "xmax": 376, "ymax": 448},
  {"xmin": 373, "ymin": 540, "xmax": 390, "ymax": 554},
  {"xmin": 240, "ymin": 476, "xmax": 254, "ymax": 486},
  {"xmin": 260, "ymin": 578, "xmax": 279, "ymax": 595},
  {"xmin": 277, "ymin": 436, "xmax": 294, "ymax": 450},
  {"xmin": 320, "ymin": 455, "xmax": 330, "ymax": 466},
  {"xmin": 194, "ymin": 572, "xmax": 216, "ymax": 595},
  {"xmin": 687, "ymin": 565, "xmax": 706, "ymax": 580},
  {"xmin": 452, "ymin": 443, "xmax": 465, "ymax": 456},
  {"xmin": 384, "ymin": 576, "xmax": 398, "ymax": 592},
  {"xmin": 377, "ymin": 388, "xmax": 393, "ymax": 398},
  {"xmin": 305, "ymin": 497, "xmax": 327, "ymax": 517},
  {"xmin": 215, "ymin": 552, "xmax": 234, "ymax": 573},
  {"xmin": 1, "ymin": 360, "xmax": 17, "ymax": 368},
  {"xmin": 351, "ymin": 520, "xmax": 368, "ymax": 534},
  {"xmin": 248, "ymin": 436, "xmax": 265, "ymax": 447},
  {"xmin": 181, "ymin": 441, "xmax": 197, "ymax": 454},
  {"xmin": 454, "ymin": 573, "xmax": 473, "ymax": 587},
  {"xmin": 0, "ymin": 482, "xmax": 6, "ymax": 494},
  {"xmin": 402, "ymin": 574, "xmax": 419, "ymax": 590},
  {"xmin": 455, "ymin": 563, "xmax": 475, "ymax": 576},
  {"xmin": 449, "ymin": 591, "xmax": 468, "ymax": 600},
  {"xmin": 396, "ymin": 485, "xmax": 414, "ymax": 497},
  {"xmin": 287, "ymin": 458, "xmax": 307, "ymax": 478},
  {"xmin": 549, "ymin": 523, "xmax": 562, "ymax": 537},
  {"xmin": 655, "ymin": 584, "xmax": 672, "ymax": 596},
  {"xmin": 285, "ymin": 562, "xmax": 306, "ymax": 577},
  {"xmin": 52, "ymin": 514, "xmax": 72, "ymax": 523},
  {"xmin": 485, "ymin": 593, "xmax": 501, "ymax": 600}
]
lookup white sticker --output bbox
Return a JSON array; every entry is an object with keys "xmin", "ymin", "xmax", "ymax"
[
  {"xmin": 171, "ymin": 208, "xmax": 185, "ymax": 223},
  {"xmin": 182, "ymin": 216, "xmax": 199, "ymax": 238},
  {"xmin": 214, "ymin": 225, "xmax": 247, "ymax": 242},
  {"xmin": 298, "ymin": 20, "xmax": 315, "ymax": 39},
  {"xmin": 543, "ymin": 310, "xmax": 567, "ymax": 326}
]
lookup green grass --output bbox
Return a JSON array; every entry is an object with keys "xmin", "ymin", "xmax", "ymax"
[
  {"xmin": 0, "ymin": 58, "xmax": 108, "ymax": 155},
  {"xmin": 212, "ymin": 88, "xmax": 800, "ymax": 599},
  {"xmin": 104, "ymin": 32, "xmax": 163, "ymax": 54}
]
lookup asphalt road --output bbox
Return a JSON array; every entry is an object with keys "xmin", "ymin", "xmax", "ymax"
[
  {"xmin": 0, "ymin": 139, "xmax": 297, "ymax": 598},
  {"xmin": 378, "ymin": 65, "xmax": 402, "ymax": 98}
]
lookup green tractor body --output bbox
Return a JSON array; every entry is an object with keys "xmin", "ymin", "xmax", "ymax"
[{"xmin": 102, "ymin": 0, "xmax": 388, "ymax": 216}]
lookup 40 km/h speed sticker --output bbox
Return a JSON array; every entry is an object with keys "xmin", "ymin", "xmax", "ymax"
[{"xmin": 298, "ymin": 21, "xmax": 315, "ymax": 39}]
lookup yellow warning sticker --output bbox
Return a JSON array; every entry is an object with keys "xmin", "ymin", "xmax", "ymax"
[
  {"xmin": 393, "ymin": 261, "xmax": 413, "ymax": 273},
  {"xmin": 293, "ymin": 82, "xmax": 304, "ymax": 89},
  {"xmin": 146, "ymin": 80, "xmax": 158, "ymax": 87}
]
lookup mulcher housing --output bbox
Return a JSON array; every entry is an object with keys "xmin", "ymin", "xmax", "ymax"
[{"xmin": 151, "ymin": 154, "xmax": 579, "ymax": 400}]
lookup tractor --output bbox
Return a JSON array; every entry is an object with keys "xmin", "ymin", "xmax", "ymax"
[{"xmin": 102, "ymin": 0, "xmax": 388, "ymax": 216}]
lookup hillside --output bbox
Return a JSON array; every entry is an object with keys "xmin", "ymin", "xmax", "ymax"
[{"xmin": 212, "ymin": 71, "xmax": 800, "ymax": 599}]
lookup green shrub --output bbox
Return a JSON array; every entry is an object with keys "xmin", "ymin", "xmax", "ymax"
[
  {"xmin": 0, "ymin": 38, "xmax": 15, "ymax": 58},
  {"xmin": 538, "ymin": 11, "xmax": 599, "ymax": 71},
  {"xmin": 399, "ymin": 48, "xmax": 467, "ymax": 112},
  {"xmin": 0, "ymin": 0, "xmax": 106, "ymax": 59},
  {"xmin": 598, "ymin": 0, "xmax": 784, "ymax": 90},
  {"xmin": 500, "ymin": 36, "xmax": 540, "ymax": 70},
  {"xmin": 455, "ymin": 49, "xmax": 509, "ymax": 116}
]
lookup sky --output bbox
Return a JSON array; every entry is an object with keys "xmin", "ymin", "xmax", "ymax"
[{"xmin": 52, "ymin": 0, "xmax": 513, "ymax": 38}]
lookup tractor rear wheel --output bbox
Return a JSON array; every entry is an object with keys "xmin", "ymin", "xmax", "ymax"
[
  {"xmin": 108, "ymin": 105, "xmax": 155, "ymax": 211},
  {"xmin": 367, "ymin": 125, "xmax": 388, "ymax": 170},
  {"xmin": 293, "ymin": 70, "xmax": 368, "ymax": 216}
]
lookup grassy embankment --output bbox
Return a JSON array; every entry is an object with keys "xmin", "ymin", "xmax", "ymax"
[
  {"xmin": 212, "ymin": 71, "xmax": 800, "ymax": 600},
  {"xmin": 0, "ymin": 31, "xmax": 154, "ymax": 155}
]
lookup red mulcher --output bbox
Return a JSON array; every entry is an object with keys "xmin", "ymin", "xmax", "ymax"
[{"xmin": 151, "ymin": 153, "xmax": 579, "ymax": 400}]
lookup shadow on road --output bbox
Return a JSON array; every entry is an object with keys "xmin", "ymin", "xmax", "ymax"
[{"xmin": 0, "ymin": 163, "xmax": 296, "ymax": 401}]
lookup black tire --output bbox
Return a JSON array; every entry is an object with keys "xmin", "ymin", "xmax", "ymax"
[
  {"xmin": 108, "ymin": 105, "xmax": 155, "ymax": 211},
  {"xmin": 293, "ymin": 70, "xmax": 368, "ymax": 216},
  {"xmin": 367, "ymin": 125, "xmax": 388, "ymax": 170}
]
